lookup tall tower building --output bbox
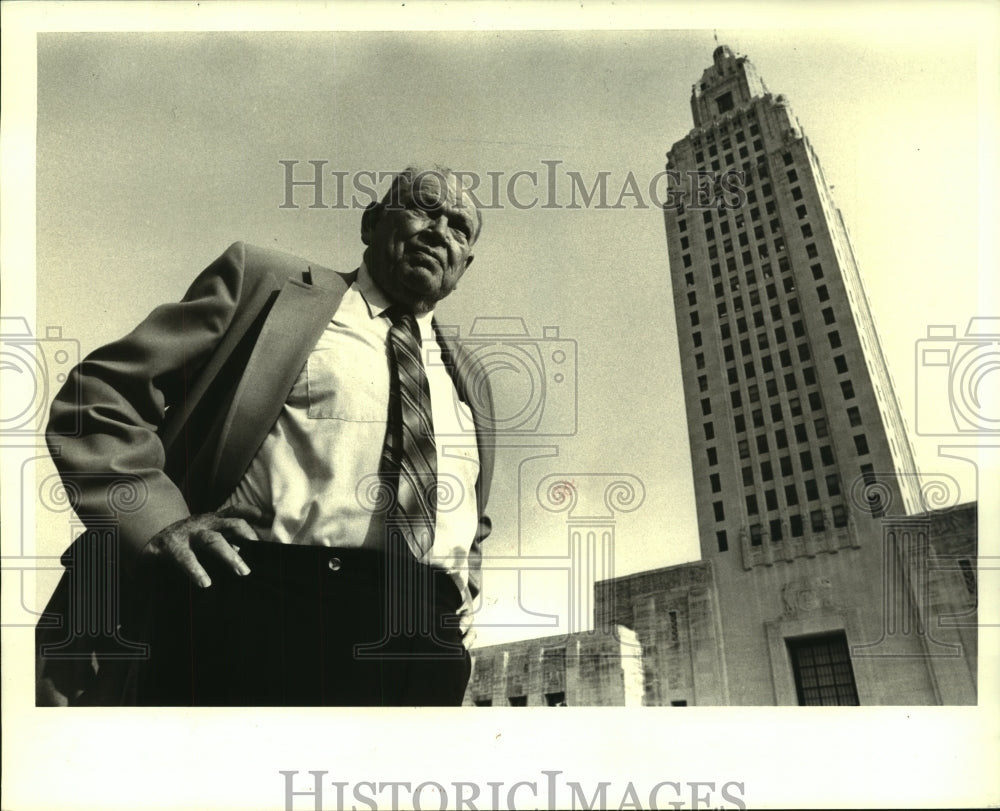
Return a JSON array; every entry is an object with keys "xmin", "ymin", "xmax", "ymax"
[
  {"xmin": 654, "ymin": 45, "xmax": 975, "ymax": 705},
  {"xmin": 665, "ymin": 45, "xmax": 921, "ymax": 567},
  {"xmin": 464, "ymin": 46, "xmax": 977, "ymax": 708}
]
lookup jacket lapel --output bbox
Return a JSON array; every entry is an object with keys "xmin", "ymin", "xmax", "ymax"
[
  {"xmin": 433, "ymin": 323, "xmax": 495, "ymax": 511},
  {"xmin": 211, "ymin": 274, "xmax": 350, "ymax": 498}
]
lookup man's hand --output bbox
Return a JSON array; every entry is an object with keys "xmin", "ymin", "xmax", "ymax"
[
  {"xmin": 457, "ymin": 602, "xmax": 477, "ymax": 651},
  {"xmin": 140, "ymin": 505, "xmax": 266, "ymax": 588}
]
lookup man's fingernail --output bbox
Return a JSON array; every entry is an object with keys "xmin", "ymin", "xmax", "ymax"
[
  {"xmin": 237, "ymin": 562, "xmax": 251, "ymax": 576},
  {"xmin": 198, "ymin": 575, "xmax": 212, "ymax": 588}
]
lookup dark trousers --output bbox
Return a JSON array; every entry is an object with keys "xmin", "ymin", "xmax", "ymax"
[{"xmin": 128, "ymin": 543, "xmax": 470, "ymax": 706}]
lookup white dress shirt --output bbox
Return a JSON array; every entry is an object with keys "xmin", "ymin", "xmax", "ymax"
[{"xmin": 223, "ymin": 262, "xmax": 481, "ymax": 605}]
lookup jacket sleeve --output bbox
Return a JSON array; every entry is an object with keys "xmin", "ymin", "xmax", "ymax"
[{"xmin": 45, "ymin": 242, "xmax": 251, "ymax": 562}]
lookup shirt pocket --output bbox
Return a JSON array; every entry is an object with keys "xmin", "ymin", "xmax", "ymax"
[{"xmin": 305, "ymin": 346, "xmax": 387, "ymax": 422}]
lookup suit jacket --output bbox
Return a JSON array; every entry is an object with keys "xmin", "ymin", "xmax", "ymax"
[{"xmin": 38, "ymin": 241, "xmax": 495, "ymax": 704}]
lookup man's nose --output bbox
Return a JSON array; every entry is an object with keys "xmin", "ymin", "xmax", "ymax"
[{"xmin": 424, "ymin": 213, "xmax": 449, "ymax": 241}]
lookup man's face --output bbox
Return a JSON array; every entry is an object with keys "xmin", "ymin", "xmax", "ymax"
[{"xmin": 363, "ymin": 171, "xmax": 478, "ymax": 314}]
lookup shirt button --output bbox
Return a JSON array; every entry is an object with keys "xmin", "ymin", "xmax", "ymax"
[{"xmin": 327, "ymin": 557, "xmax": 342, "ymax": 572}]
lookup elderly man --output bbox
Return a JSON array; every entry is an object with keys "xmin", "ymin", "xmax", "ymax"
[{"xmin": 38, "ymin": 165, "xmax": 494, "ymax": 706}]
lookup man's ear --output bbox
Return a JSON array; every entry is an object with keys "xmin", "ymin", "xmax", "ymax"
[{"xmin": 360, "ymin": 201, "xmax": 383, "ymax": 246}]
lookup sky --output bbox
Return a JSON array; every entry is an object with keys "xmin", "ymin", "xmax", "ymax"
[{"xmin": 3, "ymin": 3, "xmax": 998, "ymax": 810}]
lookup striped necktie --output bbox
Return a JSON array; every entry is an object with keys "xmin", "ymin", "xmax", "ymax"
[{"xmin": 381, "ymin": 305, "xmax": 437, "ymax": 557}]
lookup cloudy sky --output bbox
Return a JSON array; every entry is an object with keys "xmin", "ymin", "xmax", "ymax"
[{"xmin": 3, "ymin": 2, "xmax": 998, "ymax": 809}]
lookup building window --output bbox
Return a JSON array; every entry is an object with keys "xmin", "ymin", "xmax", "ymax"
[
  {"xmin": 832, "ymin": 504, "xmax": 848, "ymax": 528},
  {"xmin": 854, "ymin": 434, "xmax": 870, "ymax": 455},
  {"xmin": 790, "ymin": 514, "xmax": 804, "ymax": 536},
  {"xmin": 716, "ymin": 91, "xmax": 734, "ymax": 113},
  {"xmin": 811, "ymin": 263, "xmax": 823, "ymax": 280},
  {"xmin": 691, "ymin": 311, "xmax": 700, "ymax": 327},
  {"xmin": 738, "ymin": 439, "xmax": 750, "ymax": 459},
  {"xmin": 713, "ymin": 501, "xmax": 725, "ymax": 521},
  {"xmin": 834, "ymin": 355, "xmax": 848, "ymax": 374},
  {"xmin": 792, "ymin": 321, "xmax": 805, "ymax": 338},
  {"xmin": 704, "ymin": 422, "xmax": 715, "ymax": 440},
  {"xmin": 766, "ymin": 378, "xmax": 779, "ymax": 398},
  {"xmin": 693, "ymin": 331, "xmax": 703, "ymax": 347},
  {"xmin": 707, "ymin": 447, "xmax": 718, "ymax": 465},
  {"xmin": 473, "ymin": 698, "xmax": 493, "ymax": 706},
  {"xmin": 688, "ymin": 291, "xmax": 697, "ymax": 306},
  {"xmin": 780, "ymin": 456, "xmax": 793, "ymax": 476},
  {"xmin": 809, "ymin": 392, "xmax": 823, "ymax": 411},
  {"xmin": 791, "ymin": 186, "xmax": 803, "ymax": 200},
  {"xmin": 508, "ymin": 695, "xmax": 527, "ymax": 706},
  {"xmin": 716, "ymin": 529, "xmax": 729, "ymax": 552},
  {"xmin": 841, "ymin": 380, "xmax": 855, "ymax": 400},
  {"xmin": 762, "ymin": 355, "xmax": 774, "ymax": 374},
  {"xmin": 685, "ymin": 272, "xmax": 695, "ymax": 287},
  {"xmin": 701, "ymin": 398, "xmax": 712, "ymax": 415},
  {"xmin": 795, "ymin": 425, "xmax": 809, "ymax": 444},
  {"xmin": 770, "ymin": 402, "xmax": 782, "ymax": 422},
  {"xmin": 747, "ymin": 494, "xmax": 759, "ymax": 515},
  {"xmin": 545, "ymin": 691, "xmax": 567, "ymax": 707},
  {"xmin": 811, "ymin": 509, "xmax": 825, "ymax": 532},
  {"xmin": 734, "ymin": 413, "xmax": 745, "ymax": 432},
  {"xmin": 822, "ymin": 307, "xmax": 836, "ymax": 325},
  {"xmin": 761, "ymin": 460, "xmax": 774, "ymax": 481},
  {"xmin": 710, "ymin": 472, "xmax": 722, "ymax": 493},
  {"xmin": 815, "ymin": 417, "xmax": 828, "ymax": 438},
  {"xmin": 805, "ymin": 479, "xmax": 819, "ymax": 500},
  {"xmin": 847, "ymin": 406, "xmax": 862, "ymax": 427},
  {"xmin": 806, "ymin": 242, "xmax": 818, "ymax": 258},
  {"xmin": 803, "ymin": 367, "xmax": 816, "ymax": 385},
  {"xmin": 826, "ymin": 474, "xmax": 841, "ymax": 496},
  {"xmin": 756, "ymin": 434, "xmax": 769, "ymax": 454},
  {"xmin": 750, "ymin": 523, "xmax": 763, "ymax": 546},
  {"xmin": 820, "ymin": 445, "xmax": 834, "ymax": 466},
  {"xmin": 787, "ymin": 632, "xmax": 860, "ymax": 706},
  {"xmin": 817, "ymin": 284, "xmax": 829, "ymax": 302},
  {"xmin": 785, "ymin": 483, "xmax": 799, "ymax": 505},
  {"xmin": 770, "ymin": 518, "xmax": 783, "ymax": 541},
  {"xmin": 731, "ymin": 390, "xmax": 743, "ymax": 408},
  {"xmin": 742, "ymin": 466, "xmax": 754, "ymax": 486},
  {"xmin": 785, "ymin": 372, "xmax": 798, "ymax": 391},
  {"xmin": 765, "ymin": 489, "xmax": 778, "ymax": 510},
  {"xmin": 801, "ymin": 223, "xmax": 813, "ymax": 238},
  {"xmin": 695, "ymin": 353, "xmax": 705, "ymax": 370},
  {"xmin": 776, "ymin": 428, "xmax": 788, "ymax": 449}
]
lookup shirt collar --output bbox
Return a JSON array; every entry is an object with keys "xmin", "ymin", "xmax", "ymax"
[{"xmin": 356, "ymin": 260, "xmax": 435, "ymax": 338}]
